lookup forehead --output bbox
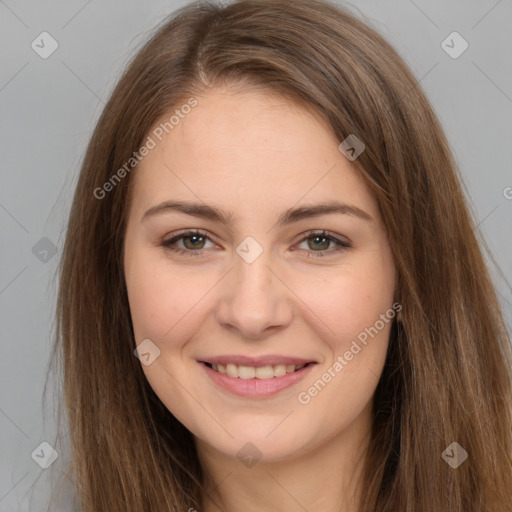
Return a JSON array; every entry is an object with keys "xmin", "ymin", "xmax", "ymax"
[{"xmin": 129, "ymin": 87, "xmax": 378, "ymax": 222}]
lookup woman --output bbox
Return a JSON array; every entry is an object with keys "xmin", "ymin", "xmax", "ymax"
[{"xmin": 51, "ymin": 0, "xmax": 512, "ymax": 510}]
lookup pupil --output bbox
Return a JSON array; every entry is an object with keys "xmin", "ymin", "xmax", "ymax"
[
  {"xmin": 310, "ymin": 236, "xmax": 328, "ymax": 250},
  {"xmin": 185, "ymin": 235, "xmax": 204, "ymax": 249}
]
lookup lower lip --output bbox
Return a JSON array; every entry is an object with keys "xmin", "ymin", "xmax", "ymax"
[{"xmin": 199, "ymin": 362, "xmax": 316, "ymax": 398}]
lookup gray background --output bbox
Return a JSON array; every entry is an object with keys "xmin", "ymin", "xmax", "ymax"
[{"xmin": 1, "ymin": 0, "xmax": 511, "ymax": 510}]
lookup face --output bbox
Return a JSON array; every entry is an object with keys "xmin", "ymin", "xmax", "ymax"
[{"xmin": 123, "ymin": 86, "xmax": 397, "ymax": 463}]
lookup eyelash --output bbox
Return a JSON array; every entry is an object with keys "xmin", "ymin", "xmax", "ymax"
[{"xmin": 161, "ymin": 229, "xmax": 351, "ymax": 258}]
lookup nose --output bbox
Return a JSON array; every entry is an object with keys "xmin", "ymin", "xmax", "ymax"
[{"xmin": 215, "ymin": 245, "xmax": 293, "ymax": 340}]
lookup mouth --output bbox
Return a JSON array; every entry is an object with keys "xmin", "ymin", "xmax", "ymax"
[
  {"xmin": 199, "ymin": 358, "xmax": 317, "ymax": 398},
  {"xmin": 201, "ymin": 361, "xmax": 314, "ymax": 380}
]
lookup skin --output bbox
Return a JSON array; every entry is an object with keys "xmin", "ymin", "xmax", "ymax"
[{"xmin": 123, "ymin": 86, "xmax": 397, "ymax": 512}]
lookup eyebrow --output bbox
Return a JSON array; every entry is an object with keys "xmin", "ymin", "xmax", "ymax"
[{"xmin": 141, "ymin": 200, "xmax": 373, "ymax": 226}]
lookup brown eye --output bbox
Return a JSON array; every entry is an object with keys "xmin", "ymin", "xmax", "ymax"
[
  {"xmin": 295, "ymin": 230, "xmax": 351, "ymax": 258},
  {"xmin": 182, "ymin": 233, "xmax": 206, "ymax": 250},
  {"xmin": 306, "ymin": 234, "xmax": 331, "ymax": 251},
  {"xmin": 162, "ymin": 230, "xmax": 215, "ymax": 256}
]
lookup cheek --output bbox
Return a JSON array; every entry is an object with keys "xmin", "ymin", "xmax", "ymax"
[
  {"xmin": 125, "ymin": 251, "xmax": 216, "ymax": 342},
  {"xmin": 290, "ymin": 254, "xmax": 396, "ymax": 422},
  {"xmin": 125, "ymin": 245, "xmax": 171, "ymax": 340},
  {"xmin": 289, "ymin": 256, "xmax": 395, "ymax": 354}
]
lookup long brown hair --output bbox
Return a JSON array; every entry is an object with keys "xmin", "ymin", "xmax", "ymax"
[{"xmin": 49, "ymin": 0, "xmax": 512, "ymax": 510}]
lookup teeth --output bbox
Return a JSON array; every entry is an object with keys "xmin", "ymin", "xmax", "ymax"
[
  {"xmin": 226, "ymin": 363, "xmax": 238, "ymax": 378},
  {"xmin": 274, "ymin": 364, "xmax": 286, "ymax": 377},
  {"xmin": 255, "ymin": 366, "xmax": 274, "ymax": 379},
  {"xmin": 238, "ymin": 366, "xmax": 256, "ymax": 379},
  {"xmin": 209, "ymin": 362, "xmax": 307, "ymax": 379}
]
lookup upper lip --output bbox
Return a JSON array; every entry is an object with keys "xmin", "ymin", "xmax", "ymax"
[{"xmin": 199, "ymin": 355, "xmax": 317, "ymax": 367}]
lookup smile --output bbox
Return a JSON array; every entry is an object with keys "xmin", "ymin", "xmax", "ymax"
[
  {"xmin": 199, "ymin": 359, "xmax": 317, "ymax": 398},
  {"xmin": 204, "ymin": 361, "xmax": 310, "ymax": 379}
]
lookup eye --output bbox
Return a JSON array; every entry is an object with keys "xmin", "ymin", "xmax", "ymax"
[
  {"xmin": 294, "ymin": 230, "xmax": 351, "ymax": 258},
  {"xmin": 161, "ymin": 229, "xmax": 351, "ymax": 258},
  {"xmin": 161, "ymin": 230, "xmax": 216, "ymax": 256}
]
